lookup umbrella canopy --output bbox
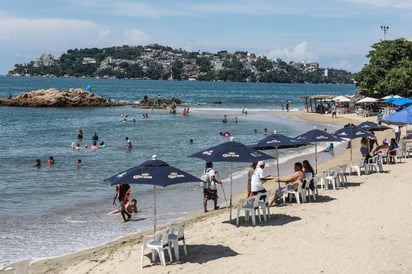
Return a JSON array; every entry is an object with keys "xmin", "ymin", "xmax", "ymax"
[
  {"xmin": 357, "ymin": 97, "xmax": 379, "ymax": 104},
  {"xmin": 357, "ymin": 121, "xmax": 391, "ymax": 131},
  {"xmin": 334, "ymin": 125, "xmax": 373, "ymax": 164},
  {"xmin": 189, "ymin": 137, "xmax": 274, "ymax": 220},
  {"xmin": 332, "ymin": 95, "xmax": 351, "ymax": 102},
  {"xmin": 250, "ymin": 132, "xmax": 310, "ymax": 179},
  {"xmin": 382, "ymin": 105, "xmax": 412, "ymax": 125},
  {"xmin": 390, "ymin": 97, "xmax": 412, "ymax": 107},
  {"xmin": 104, "ymin": 155, "xmax": 201, "ymax": 232},
  {"xmin": 381, "ymin": 95, "xmax": 402, "ymax": 100},
  {"xmin": 294, "ymin": 128, "xmax": 341, "ymax": 174}
]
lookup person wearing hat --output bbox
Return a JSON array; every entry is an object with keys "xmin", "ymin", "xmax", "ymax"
[
  {"xmin": 203, "ymin": 162, "xmax": 222, "ymax": 213},
  {"xmin": 251, "ymin": 161, "xmax": 272, "ymax": 197}
]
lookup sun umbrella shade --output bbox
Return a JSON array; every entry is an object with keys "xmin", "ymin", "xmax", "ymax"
[
  {"xmin": 294, "ymin": 128, "xmax": 341, "ymax": 174},
  {"xmin": 334, "ymin": 125, "xmax": 372, "ymax": 165},
  {"xmin": 189, "ymin": 137, "xmax": 274, "ymax": 221},
  {"xmin": 250, "ymin": 133, "xmax": 310, "ymax": 182},
  {"xmin": 189, "ymin": 138, "xmax": 274, "ymax": 163},
  {"xmin": 104, "ymin": 155, "xmax": 201, "ymax": 232},
  {"xmin": 357, "ymin": 97, "xmax": 379, "ymax": 104},
  {"xmin": 357, "ymin": 121, "xmax": 391, "ymax": 131},
  {"xmin": 385, "ymin": 97, "xmax": 412, "ymax": 107},
  {"xmin": 105, "ymin": 158, "xmax": 201, "ymax": 187},
  {"xmin": 250, "ymin": 133, "xmax": 310, "ymax": 150},
  {"xmin": 383, "ymin": 105, "xmax": 412, "ymax": 125},
  {"xmin": 332, "ymin": 95, "xmax": 351, "ymax": 102},
  {"xmin": 295, "ymin": 128, "xmax": 341, "ymax": 143},
  {"xmin": 335, "ymin": 126, "xmax": 373, "ymax": 140}
]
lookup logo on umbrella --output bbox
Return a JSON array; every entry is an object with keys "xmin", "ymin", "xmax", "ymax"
[
  {"xmin": 116, "ymin": 172, "xmax": 127, "ymax": 178},
  {"xmin": 202, "ymin": 150, "xmax": 214, "ymax": 156},
  {"xmin": 267, "ymin": 140, "xmax": 281, "ymax": 144},
  {"xmin": 133, "ymin": 173, "xmax": 153, "ymax": 179},
  {"xmin": 168, "ymin": 172, "xmax": 185, "ymax": 179},
  {"xmin": 317, "ymin": 135, "xmax": 330, "ymax": 140},
  {"xmin": 223, "ymin": 152, "xmax": 240, "ymax": 158}
]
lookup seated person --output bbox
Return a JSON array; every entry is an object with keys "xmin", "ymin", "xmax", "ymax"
[
  {"xmin": 269, "ymin": 162, "xmax": 305, "ymax": 205},
  {"xmin": 109, "ymin": 199, "xmax": 137, "ymax": 222},
  {"xmin": 389, "ymin": 138, "xmax": 399, "ymax": 156},
  {"xmin": 372, "ymin": 139, "xmax": 390, "ymax": 155}
]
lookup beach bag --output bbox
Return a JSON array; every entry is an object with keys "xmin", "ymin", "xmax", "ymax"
[{"xmin": 200, "ymin": 168, "xmax": 211, "ymax": 188}]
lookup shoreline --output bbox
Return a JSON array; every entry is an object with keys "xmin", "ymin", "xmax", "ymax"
[{"xmin": 27, "ymin": 110, "xmax": 412, "ymax": 273}]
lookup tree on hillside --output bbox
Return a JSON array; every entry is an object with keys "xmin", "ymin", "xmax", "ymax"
[{"xmin": 354, "ymin": 38, "xmax": 412, "ymax": 98}]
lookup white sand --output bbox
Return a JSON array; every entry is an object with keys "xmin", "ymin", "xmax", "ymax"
[{"xmin": 28, "ymin": 111, "xmax": 412, "ymax": 274}]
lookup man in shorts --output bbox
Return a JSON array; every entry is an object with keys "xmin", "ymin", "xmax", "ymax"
[{"xmin": 203, "ymin": 162, "xmax": 222, "ymax": 213}]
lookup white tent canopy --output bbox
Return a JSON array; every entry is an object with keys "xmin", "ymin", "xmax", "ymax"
[
  {"xmin": 357, "ymin": 97, "xmax": 378, "ymax": 104},
  {"xmin": 381, "ymin": 94, "xmax": 403, "ymax": 100},
  {"xmin": 332, "ymin": 95, "xmax": 351, "ymax": 102}
]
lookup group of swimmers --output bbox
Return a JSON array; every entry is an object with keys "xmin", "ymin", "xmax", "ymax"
[{"xmin": 33, "ymin": 156, "xmax": 81, "ymax": 168}]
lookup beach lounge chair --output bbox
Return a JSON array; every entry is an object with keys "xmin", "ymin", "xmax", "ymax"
[
  {"xmin": 0, "ymin": 258, "xmax": 30, "ymax": 274},
  {"xmin": 141, "ymin": 229, "xmax": 173, "ymax": 268}
]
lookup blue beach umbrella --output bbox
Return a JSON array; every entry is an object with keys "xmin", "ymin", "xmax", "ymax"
[
  {"xmin": 382, "ymin": 105, "xmax": 412, "ymax": 125},
  {"xmin": 390, "ymin": 97, "xmax": 412, "ymax": 107},
  {"xmin": 104, "ymin": 155, "xmax": 201, "ymax": 232},
  {"xmin": 250, "ymin": 131, "xmax": 310, "ymax": 181},
  {"xmin": 357, "ymin": 121, "xmax": 391, "ymax": 131},
  {"xmin": 334, "ymin": 125, "xmax": 373, "ymax": 165},
  {"xmin": 189, "ymin": 137, "xmax": 274, "ymax": 221},
  {"xmin": 294, "ymin": 127, "xmax": 342, "ymax": 174}
]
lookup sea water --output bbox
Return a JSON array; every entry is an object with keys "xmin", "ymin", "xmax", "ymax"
[{"xmin": 0, "ymin": 77, "xmax": 355, "ymax": 265}]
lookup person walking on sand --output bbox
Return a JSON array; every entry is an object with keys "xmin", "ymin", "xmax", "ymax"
[
  {"xmin": 203, "ymin": 162, "xmax": 222, "ymax": 213},
  {"xmin": 331, "ymin": 104, "xmax": 337, "ymax": 118}
]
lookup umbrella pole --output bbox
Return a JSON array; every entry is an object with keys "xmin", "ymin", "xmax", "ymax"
[
  {"xmin": 315, "ymin": 141, "xmax": 318, "ymax": 175},
  {"xmin": 276, "ymin": 147, "xmax": 280, "ymax": 188},
  {"xmin": 229, "ymin": 162, "xmax": 233, "ymax": 222},
  {"xmin": 153, "ymin": 185, "xmax": 157, "ymax": 233}
]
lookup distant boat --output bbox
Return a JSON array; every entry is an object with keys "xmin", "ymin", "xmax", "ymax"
[{"xmin": 213, "ymin": 101, "xmax": 222, "ymax": 104}]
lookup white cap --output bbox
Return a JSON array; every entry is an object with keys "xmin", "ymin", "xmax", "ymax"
[{"xmin": 258, "ymin": 160, "xmax": 265, "ymax": 166}]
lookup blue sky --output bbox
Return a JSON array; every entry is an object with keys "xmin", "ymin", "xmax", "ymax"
[{"xmin": 1, "ymin": 0, "xmax": 412, "ymax": 74}]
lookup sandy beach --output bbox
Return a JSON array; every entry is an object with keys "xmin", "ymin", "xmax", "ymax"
[{"xmin": 27, "ymin": 111, "xmax": 412, "ymax": 274}]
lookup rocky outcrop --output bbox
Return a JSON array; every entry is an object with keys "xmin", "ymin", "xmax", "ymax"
[{"xmin": 0, "ymin": 88, "xmax": 124, "ymax": 107}]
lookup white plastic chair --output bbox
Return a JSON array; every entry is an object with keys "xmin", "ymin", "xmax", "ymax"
[
  {"xmin": 236, "ymin": 195, "xmax": 261, "ymax": 226},
  {"xmin": 336, "ymin": 165, "xmax": 348, "ymax": 187},
  {"xmin": 366, "ymin": 155, "xmax": 383, "ymax": 173},
  {"xmin": 168, "ymin": 222, "xmax": 187, "ymax": 257},
  {"xmin": 0, "ymin": 259, "xmax": 30, "ymax": 274},
  {"xmin": 350, "ymin": 159, "xmax": 368, "ymax": 176},
  {"xmin": 282, "ymin": 180, "xmax": 304, "ymax": 204},
  {"xmin": 257, "ymin": 192, "xmax": 270, "ymax": 221},
  {"xmin": 388, "ymin": 148, "xmax": 399, "ymax": 164},
  {"xmin": 320, "ymin": 168, "xmax": 339, "ymax": 190},
  {"xmin": 141, "ymin": 229, "xmax": 173, "ymax": 268},
  {"xmin": 302, "ymin": 177, "xmax": 317, "ymax": 201}
]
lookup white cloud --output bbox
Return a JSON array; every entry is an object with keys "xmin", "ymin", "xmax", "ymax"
[
  {"xmin": 0, "ymin": 17, "xmax": 109, "ymax": 50},
  {"xmin": 123, "ymin": 29, "xmax": 150, "ymax": 45},
  {"xmin": 344, "ymin": 0, "xmax": 412, "ymax": 8},
  {"xmin": 267, "ymin": 41, "xmax": 315, "ymax": 62}
]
